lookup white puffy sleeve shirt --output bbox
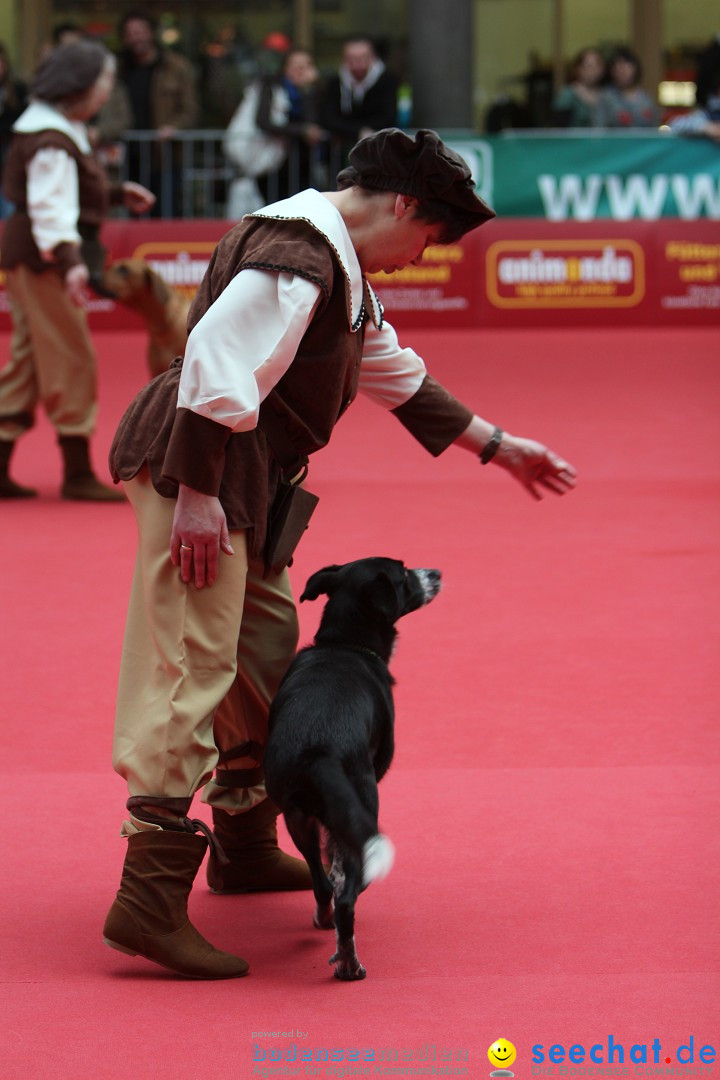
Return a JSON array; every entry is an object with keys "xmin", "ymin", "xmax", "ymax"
[
  {"xmin": 26, "ymin": 147, "xmax": 82, "ymax": 257},
  {"xmin": 177, "ymin": 267, "xmax": 428, "ymax": 433}
]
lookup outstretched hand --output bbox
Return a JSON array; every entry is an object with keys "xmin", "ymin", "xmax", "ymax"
[
  {"xmin": 122, "ymin": 182, "xmax": 156, "ymax": 216},
  {"xmin": 493, "ymin": 434, "xmax": 577, "ymax": 500}
]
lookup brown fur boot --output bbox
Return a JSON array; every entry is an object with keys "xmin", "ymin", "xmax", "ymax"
[
  {"xmin": 207, "ymin": 800, "xmax": 313, "ymax": 893},
  {"xmin": 103, "ymin": 830, "xmax": 249, "ymax": 978},
  {"xmin": 59, "ymin": 435, "xmax": 124, "ymax": 501},
  {"xmin": 0, "ymin": 440, "xmax": 37, "ymax": 499}
]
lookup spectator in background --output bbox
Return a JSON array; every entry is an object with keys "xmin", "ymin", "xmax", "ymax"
[
  {"xmin": 224, "ymin": 47, "xmax": 328, "ymax": 216},
  {"xmin": 484, "ymin": 95, "xmax": 531, "ymax": 133},
  {"xmin": 552, "ymin": 47, "xmax": 606, "ymax": 127},
  {"xmin": 45, "ymin": 21, "xmax": 90, "ymax": 55},
  {"xmin": 257, "ymin": 31, "xmax": 294, "ymax": 78},
  {"xmin": 670, "ymin": 71, "xmax": 720, "ymax": 143},
  {"xmin": 0, "ymin": 43, "xmax": 27, "ymax": 218},
  {"xmin": 117, "ymin": 7, "xmax": 199, "ymax": 216},
  {"xmin": 255, "ymin": 48, "xmax": 328, "ymax": 200},
  {"xmin": 593, "ymin": 46, "xmax": 660, "ymax": 129},
  {"xmin": 695, "ymin": 31, "xmax": 720, "ymax": 110},
  {"xmin": 319, "ymin": 36, "xmax": 398, "ymax": 161}
]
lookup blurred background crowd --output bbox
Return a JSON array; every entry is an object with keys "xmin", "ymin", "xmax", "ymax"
[{"xmin": 1, "ymin": 0, "xmax": 720, "ymax": 219}]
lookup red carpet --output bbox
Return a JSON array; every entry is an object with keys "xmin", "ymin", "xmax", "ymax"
[{"xmin": 1, "ymin": 328, "xmax": 718, "ymax": 1078}]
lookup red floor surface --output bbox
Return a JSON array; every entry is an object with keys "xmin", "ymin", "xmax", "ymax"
[{"xmin": 1, "ymin": 327, "xmax": 718, "ymax": 1079}]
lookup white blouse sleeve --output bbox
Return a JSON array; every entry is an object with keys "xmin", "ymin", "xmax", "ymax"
[
  {"xmin": 357, "ymin": 316, "xmax": 427, "ymax": 409},
  {"xmin": 26, "ymin": 147, "xmax": 81, "ymax": 256},
  {"xmin": 177, "ymin": 269, "xmax": 323, "ymax": 431}
]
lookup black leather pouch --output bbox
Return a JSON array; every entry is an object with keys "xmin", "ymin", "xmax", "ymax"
[{"xmin": 265, "ymin": 474, "xmax": 319, "ymax": 574}]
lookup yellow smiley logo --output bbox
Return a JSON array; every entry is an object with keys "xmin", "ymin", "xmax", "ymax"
[{"xmin": 488, "ymin": 1040, "xmax": 517, "ymax": 1069}]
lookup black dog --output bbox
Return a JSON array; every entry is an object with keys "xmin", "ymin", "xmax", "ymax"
[{"xmin": 264, "ymin": 557, "xmax": 441, "ymax": 980}]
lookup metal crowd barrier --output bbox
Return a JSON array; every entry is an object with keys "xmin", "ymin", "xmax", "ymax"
[{"xmin": 105, "ymin": 130, "xmax": 346, "ymax": 219}]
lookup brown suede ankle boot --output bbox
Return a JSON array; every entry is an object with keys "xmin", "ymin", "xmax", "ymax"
[
  {"xmin": 103, "ymin": 830, "xmax": 249, "ymax": 978},
  {"xmin": 207, "ymin": 800, "xmax": 312, "ymax": 893},
  {"xmin": 59, "ymin": 435, "xmax": 124, "ymax": 501},
  {"xmin": 0, "ymin": 440, "xmax": 37, "ymax": 499}
]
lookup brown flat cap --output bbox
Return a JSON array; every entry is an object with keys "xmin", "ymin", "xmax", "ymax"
[
  {"xmin": 337, "ymin": 127, "xmax": 495, "ymax": 225},
  {"xmin": 31, "ymin": 41, "xmax": 112, "ymax": 104}
]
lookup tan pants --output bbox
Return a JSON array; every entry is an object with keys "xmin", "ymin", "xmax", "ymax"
[
  {"xmin": 0, "ymin": 266, "xmax": 97, "ymax": 440},
  {"xmin": 113, "ymin": 468, "xmax": 299, "ymax": 835}
]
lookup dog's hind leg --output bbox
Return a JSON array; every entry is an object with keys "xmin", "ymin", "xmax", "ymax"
[
  {"xmin": 353, "ymin": 771, "xmax": 395, "ymax": 888},
  {"xmin": 308, "ymin": 758, "xmax": 378, "ymax": 865},
  {"xmin": 328, "ymin": 854, "xmax": 366, "ymax": 980},
  {"xmin": 283, "ymin": 804, "xmax": 334, "ymax": 929}
]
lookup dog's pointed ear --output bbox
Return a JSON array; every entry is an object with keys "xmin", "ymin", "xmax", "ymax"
[
  {"xmin": 359, "ymin": 572, "xmax": 400, "ymax": 622},
  {"xmin": 146, "ymin": 266, "xmax": 172, "ymax": 305},
  {"xmin": 300, "ymin": 564, "xmax": 343, "ymax": 602}
]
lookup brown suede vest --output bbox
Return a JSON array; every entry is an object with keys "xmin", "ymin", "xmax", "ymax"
[
  {"xmin": 1, "ymin": 129, "xmax": 111, "ymax": 275},
  {"xmin": 110, "ymin": 216, "xmax": 365, "ymax": 559}
]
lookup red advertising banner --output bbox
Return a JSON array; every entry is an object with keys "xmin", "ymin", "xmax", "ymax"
[
  {"xmin": 365, "ymin": 218, "xmax": 720, "ymax": 328},
  {"xmin": 472, "ymin": 218, "xmax": 720, "ymax": 328},
  {"xmin": 654, "ymin": 224, "xmax": 720, "ymax": 320},
  {"xmin": 485, "ymin": 238, "xmax": 645, "ymax": 309},
  {"xmin": 0, "ymin": 218, "xmax": 718, "ymax": 333},
  {"xmin": 474, "ymin": 220, "xmax": 654, "ymax": 328},
  {"xmin": 366, "ymin": 241, "xmax": 478, "ymax": 329}
]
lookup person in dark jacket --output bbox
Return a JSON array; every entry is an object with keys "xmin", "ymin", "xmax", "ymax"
[
  {"xmin": 102, "ymin": 127, "xmax": 577, "ymax": 981},
  {"xmin": 116, "ymin": 7, "xmax": 198, "ymax": 216},
  {"xmin": 320, "ymin": 36, "xmax": 399, "ymax": 162}
]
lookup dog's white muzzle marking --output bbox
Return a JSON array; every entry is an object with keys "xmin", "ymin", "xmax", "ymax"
[{"xmin": 413, "ymin": 568, "xmax": 442, "ymax": 605}]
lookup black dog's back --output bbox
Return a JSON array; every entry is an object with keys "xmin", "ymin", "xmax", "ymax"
[
  {"xmin": 264, "ymin": 557, "xmax": 441, "ymax": 980},
  {"xmin": 265, "ymin": 643, "xmax": 395, "ymax": 860}
]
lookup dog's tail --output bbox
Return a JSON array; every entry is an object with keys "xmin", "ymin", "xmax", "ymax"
[
  {"xmin": 304, "ymin": 756, "xmax": 395, "ymax": 887},
  {"xmin": 361, "ymin": 833, "xmax": 395, "ymax": 886}
]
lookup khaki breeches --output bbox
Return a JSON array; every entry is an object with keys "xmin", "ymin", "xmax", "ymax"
[
  {"xmin": 0, "ymin": 266, "xmax": 97, "ymax": 440},
  {"xmin": 112, "ymin": 468, "xmax": 299, "ymax": 835}
]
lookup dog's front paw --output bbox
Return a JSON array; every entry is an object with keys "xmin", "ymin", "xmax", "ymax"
[
  {"xmin": 329, "ymin": 950, "xmax": 366, "ymax": 980},
  {"xmin": 313, "ymin": 902, "xmax": 334, "ymax": 930}
]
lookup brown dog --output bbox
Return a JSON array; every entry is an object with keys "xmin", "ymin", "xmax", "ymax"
[{"xmin": 102, "ymin": 259, "xmax": 191, "ymax": 379}]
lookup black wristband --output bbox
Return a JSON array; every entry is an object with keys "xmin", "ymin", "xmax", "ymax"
[{"xmin": 480, "ymin": 426, "xmax": 503, "ymax": 464}]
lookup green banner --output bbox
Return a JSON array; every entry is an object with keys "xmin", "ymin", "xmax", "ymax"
[{"xmin": 443, "ymin": 133, "xmax": 720, "ymax": 220}]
